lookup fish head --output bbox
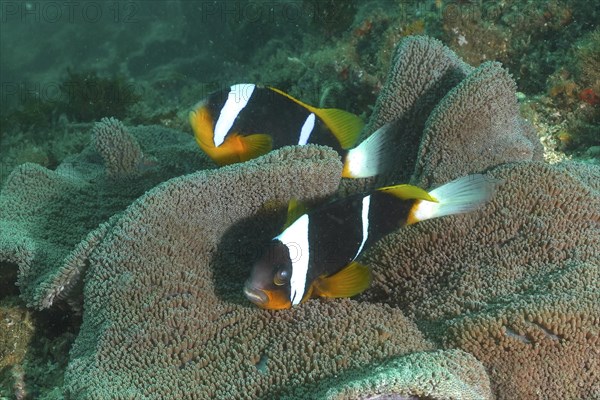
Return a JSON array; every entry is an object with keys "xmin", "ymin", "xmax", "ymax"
[{"xmin": 244, "ymin": 240, "xmax": 293, "ymax": 310}]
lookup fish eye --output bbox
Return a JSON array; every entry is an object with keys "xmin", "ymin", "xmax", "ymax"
[{"xmin": 273, "ymin": 267, "xmax": 290, "ymax": 286}]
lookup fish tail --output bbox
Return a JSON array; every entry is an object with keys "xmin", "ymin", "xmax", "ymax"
[
  {"xmin": 342, "ymin": 122, "xmax": 396, "ymax": 178},
  {"xmin": 408, "ymin": 174, "xmax": 502, "ymax": 224}
]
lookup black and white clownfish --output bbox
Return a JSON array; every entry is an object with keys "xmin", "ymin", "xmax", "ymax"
[
  {"xmin": 189, "ymin": 83, "xmax": 394, "ymax": 178},
  {"xmin": 244, "ymin": 174, "xmax": 501, "ymax": 310}
]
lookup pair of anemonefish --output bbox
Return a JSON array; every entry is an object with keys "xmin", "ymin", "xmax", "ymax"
[
  {"xmin": 189, "ymin": 84, "xmax": 499, "ymax": 310},
  {"xmin": 189, "ymin": 83, "xmax": 393, "ymax": 178},
  {"xmin": 244, "ymin": 174, "xmax": 500, "ymax": 309}
]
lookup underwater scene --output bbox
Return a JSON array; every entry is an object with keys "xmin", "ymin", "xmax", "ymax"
[{"xmin": 0, "ymin": 0, "xmax": 599, "ymax": 399}]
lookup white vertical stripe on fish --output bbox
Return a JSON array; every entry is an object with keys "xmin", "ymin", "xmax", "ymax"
[
  {"xmin": 274, "ymin": 214, "xmax": 310, "ymax": 305},
  {"xmin": 297, "ymin": 113, "xmax": 316, "ymax": 145},
  {"xmin": 353, "ymin": 195, "xmax": 371, "ymax": 259},
  {"xmin": 213, "ymin": 83, "xmax": 255, "ymax": 146}
]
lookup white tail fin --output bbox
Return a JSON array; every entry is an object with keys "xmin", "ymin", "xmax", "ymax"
[
  {"xmin": 410, "ymin": 174, "xmax": 501, "ymax": 223},
  {"xmin": 342, "ymin": 122, "xmax": 395, "ymax": 178}
]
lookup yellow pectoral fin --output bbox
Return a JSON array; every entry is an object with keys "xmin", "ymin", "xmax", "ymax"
[
  {"xmin": 238, "ymin": 133, "xmax": 273, "ymax": 162},
  {"xmin": 189, "ymin": 105, "xmax": 215, "ymax": 149},
  {"xmin": 202, "ymin": 134, "xmax": 243, "ymax": 165},
  {"xmin": 312, "ymin": 261, "xmax": 372, "ymax": 299},
  {"xmin": 198, "ymin": 132, "xmax": 272, "ymax": 166},
  {"xmin": 309, "ymin": 108, "xmax": 364, "ymax": 150},
  {"xmin": 377, "ymin": 184, "xmax": 438, "ymax": 202}
]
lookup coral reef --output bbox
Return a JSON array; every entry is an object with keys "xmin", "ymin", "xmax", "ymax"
[
  {"xmin": 293, "ymin": 349, "xmax": 492, "ymax": 400},
  {"xmin": 574, "ymin": 28, "xmax": 600, "ymax": 95},
  {"xmin": 362, "ymin": 161, "xmax": 600, "ymax": 399},
  {"xmin": 439, "ymin": 0, "xmax": 598, "ymax": 94},
  {"xmin": 412, "ymin": 60, "xmax": 541, "ymax": 187},
  {"xmin": 92, "ymin": 117, "xmax": 144, "ymax": 177},
  {"xmin": 361, "ymin": 36, "xmax": 541, "ymax": 188},
  {"xmin": 0, "ymin": 121, "xmax": 210, "ymax": 310},
  {"xmin": 1, "ymin": 70, "xmax": 141, "ymax": 135},
  {"xmin": 62, "ymin": 146, "xmax": 435, "ymax": 398},
  {"xmin": 552, "ymin": 28, "xmax": 600, "ymax": 155},
  {"xmin": 532, "ymin": 27, "xmax": 600, "ymax": 160},
  {"xmin": 2, "ymin": 0, "xmax": 596, "ymax": 189},
  {"xmin": 1, "ymin": 34, "xmax": 598, "ymax": 399},
  {"xmin": 304, "ymin": 0, "xmax": 358, "ymax": 38},
  {"xmin": 0, "ymin": 291, "xmax": 79, "ymax": 399},
  {"xmin": 363, "ymin": 36, "xmax": 472, "ymax": 136}
]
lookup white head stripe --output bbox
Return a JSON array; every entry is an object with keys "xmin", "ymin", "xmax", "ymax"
[
  {"xmin": 297, "ymin": 113, "xmax": 316, "ymax": 145},
  {"xmin": 353, "ymin": 195, "xmax": 371, "ymax": 259},
  {"xmin": 213, "ymin": 83, "xmax": 255, "ymax": 146},
  {"xmin": 274, "ymin": 214, "xmax": 310, "ymax": 305}
]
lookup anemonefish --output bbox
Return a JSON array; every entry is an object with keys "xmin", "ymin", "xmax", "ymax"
[
  {"xmin": 189, "ymin": 83, "xmax": 393, "ymax": 178},
  {"xmin": 244, "ymin": 174, "xmax": 501, "ymax": 310}
]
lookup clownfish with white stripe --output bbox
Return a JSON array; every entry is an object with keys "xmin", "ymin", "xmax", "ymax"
[
  {"xmin": 189, "ymin": 83, "xmax": 394, "ymax": 178},
  {"xmin": 244, "ymin": 174, "xmax": 501, "ymax": 310}
]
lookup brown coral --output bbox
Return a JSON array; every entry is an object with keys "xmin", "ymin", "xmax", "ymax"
[
  {"xmin": 297, "ymin": 349, "xmax": 492, "ymax": 400},
  {"xmin": 3, "ymin": 35, "xmax": 597, "ymax": 399},
  {"xmin": 92, "ymin": 117, "xmax": 143, "ymax": 177},
  {"xmin": 362, "ymin": 161, "xmax": 600, "ymax": 399},
  {"xmin": 413, "ymin": 61, "xmax": 542, "ymax": 187},
  {"xmin": 359, "ymin": 36, "xmax": 541, "ymax": 188},
  {"xmin": 0, "ymin": 122, "xmax": 210, "ymax": 309},
  {"xmin": 362, "ymin": 36, "xmax": 473, "ymax": 184},
  {"xmin": 444, "ymin": 260, "xmax": 599, "ymax": 399},
  {"xmin": 364, "ymin": 36, "xmax": 472, "ymax": 135},
  {"xmin": 64, "ymin": 145, "xmax": 435, "ymax": 398}
]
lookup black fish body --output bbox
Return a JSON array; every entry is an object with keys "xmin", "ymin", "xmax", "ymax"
[
  {"xmin": 244, "ymin": 174, "xmax": 500, "ymax": 309},
  {"xmin": 189, "ymin": 83, "xmax": 395, "ymax": 178}
]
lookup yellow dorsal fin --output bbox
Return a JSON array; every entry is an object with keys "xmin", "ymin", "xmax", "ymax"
[
  {"xmin": 377, "ymin": 184, "xmax": 439, "ymax": 202},
  {"xmin": 238, "ymin": 133, "xmax": 273, "ymax": 162},
  {"xmin": 312, "ymin": 261, "xmax": 372, "ymax": 299},
  {"xmin": 268, "ymin": 86, "xmax": 363, "ymax": 149},
  {"xmin": 268, "ymin": 86, "xmax": 314, "ymax": 110},
  {"xmin": 283, "ymin": 198, "xmax": 308, "ymax": 229}
]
